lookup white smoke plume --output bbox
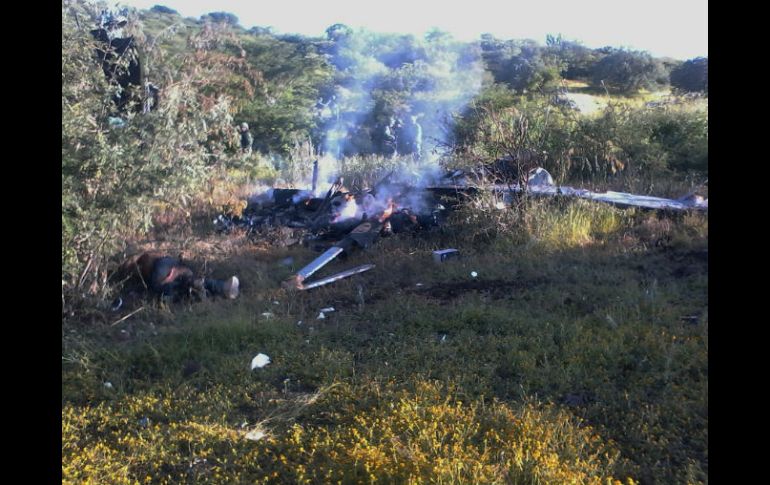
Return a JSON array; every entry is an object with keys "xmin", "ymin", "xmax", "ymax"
[{"xmin": 318, "ymin": 28, "xmax": 484, "ymax": 181}]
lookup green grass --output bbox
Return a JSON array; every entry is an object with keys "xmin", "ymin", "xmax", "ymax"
[{"xmin": 63, "ymin": 198, "xmax": 707, "ymax": 484}]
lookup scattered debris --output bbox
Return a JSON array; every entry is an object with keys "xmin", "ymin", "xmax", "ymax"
[
  {"xmin": 471, "ymin": 271, "xmax": 478, "ymax": 278},
  {"xmin": 245, "ymin": 428, "xmax": 267, "ymax": 442},
  {"xmin": 528, "ymin": 167, "xmax": 555, "ymax": 186},
  {"xmin": 317, "ymin": 312, "xmax": 326, "ymax": 320},
  {"xmin": 433, "ymin": 249, "xmax": 460, "ymax": 263},
  {"xmin": 110, "ymin": 306, "xmax": 145, "ymax": 326},
  {"xmin": 209, "ymin": 166, "xmax": 706, "ymax": 295},
  {"xmin": 298, "ymin": 264, "xmax": 376, "ymax": 290},
  {"xmin": 110, "ymin": 297, "xmax": 123, "ymax": 312},
  {"xmin": 261, "ymin": 312, "xmax": 274, "ymax": 319},
  {"xmin": 320, "ymin": 307, "xmax": 335, "ymax": 313},
  {"xmin": 108, "ymin": 116, "xmax": 126, "ymax": 128},
  {"xmin": 104, "ymin": 381, "xmax": 113, "ymax": 389},
  {"xmin": 251, "ymin": 353, "xmax": 271, "ymax": 370}
]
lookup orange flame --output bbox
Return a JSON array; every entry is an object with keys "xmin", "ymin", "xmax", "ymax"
[{"xmin": 378, "ymin": 199, "xmax": 396, "ymax": 223}]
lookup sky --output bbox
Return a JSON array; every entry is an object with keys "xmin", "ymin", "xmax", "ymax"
[{"xmin": 115, "ymin": 0, "xmax": 707, "ymax": 60}]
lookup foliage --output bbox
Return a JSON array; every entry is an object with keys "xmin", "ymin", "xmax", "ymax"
[
  {"xmin": 450, "ymin": 84, "xmax": 707, "ymax": 184},
  {"xmin": 574, "ymin": 102, "xmax": 708, "ymax": 178},
  {"xmin": 149, "ymin": 5, "xmax": 178, "ymax": 15},
  {"xmin": 62, "ymin": 200, "xmax": 707, "ymax": 484},
  {"xmin": 591, "ymin": 48, "xmax": 668, "ymax": 93},
  {"xmin": 62, "ymin": 1, "xmax": 237, "ymax": 302},
  {"xmin": 201, "ymin": 11, "xmax": 239, "ymax": 26},
  {"xmin": 236, "ymin": 33, "xmax": 333, "ymax": 155},
  {"xmin": 480, "ymin": 34, "xmax": 564, "ymax": 93},
  {"xmin": 546, "ymin": 35, "xmax": 601, "ymax": 80},
  {"xmin": 670, "ymin": 57, "xmax": 708, "ymax": 94}
]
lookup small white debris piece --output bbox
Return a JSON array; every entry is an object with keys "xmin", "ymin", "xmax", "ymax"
[
  {"xmin": 273, "ymin": 301, "xmax": 280, "ymax": 305},
  {"xmin": 416, "ymin": 283, "xmax": 424, "ymax": 287},
  {"xmin": 471, "ymin": 271, "xmax": 478, "ymax": 278},
  {"xmin": 251, "ymin": 353, "xmax": 271, "ymax": 370},
  {"xmin": 245, "ymin": 429, "xmax": 266, "ymax": 442},
  {"xmin": 495, "ymin": 201, "xmax": 506, "ymax": 210},
  {"xmin": 320, "ymin": 307, "xmax": 335, "ymax": 313},
  {"xmin": 261, "ymin": 312, "xmax": 274, "ymax": 319},
  {"xmin": 104, "ymin": 382, "xmax": 113, "ymax": 389},
  {"xmin": 441, "ymin": 334, "xmax": 447, "ymax": 342},
  {"xmin": 317, "ymin": 312, "xmax": 325, "ymax": 320},
  {"xmin": 297, "ymin": 320, "xmax": 303, "ymax": 326}
]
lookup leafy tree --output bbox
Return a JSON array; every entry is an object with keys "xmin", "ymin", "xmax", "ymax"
[
  {"xmin": 236, "ymin": 34, "xmax": 334, "ymax": 154},
  {"xmin": 590, "ymin": 48, "xmax": 667, "ymax": 93},
  {"xmin": 480, "ymin": 35, "xmax": 563, "ymax": 93},
  {"xmin": 202, "ymin": 11, "xmax": 239, "ymax": 26},
  {"xmin": 149, "ymin": 5, "xmax": 178, "ymax": 15},
  {"xmin": 670, "ymin": 57, "xmax": 708, "ymax": 94},
  {"xmin": 545, "ymin": 35, "xmax": 599, "ymax": 80},
  {"xmin": 325, "ymin": 23, "xmax": 353, "ymax": 42},
  {"xmin": 62, "ymin": 0, "xmax": 237, "ymax": 301}
]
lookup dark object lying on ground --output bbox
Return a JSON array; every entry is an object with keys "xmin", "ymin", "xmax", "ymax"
[{"xmin": 119, "ymin": 252, "xmax": 239, "ymax": 300}]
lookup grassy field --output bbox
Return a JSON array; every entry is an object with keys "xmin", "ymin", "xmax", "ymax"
[{"xmin": 62, "ymin": 197, "xmax": 707, "ymax": 484}]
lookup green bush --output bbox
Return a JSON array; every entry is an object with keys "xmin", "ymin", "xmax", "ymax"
[{"xmin": 62, "ymin": 1, "xmax": 238, "ymax": 302}]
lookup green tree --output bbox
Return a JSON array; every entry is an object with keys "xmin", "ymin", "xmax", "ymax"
[
  {"xmin": 590, "ymin": 48, "xmax": 667, "ymax": 93},
  {"xmin": 202, "ymin": 11, "xmax": 239, "ymax": 26},
  {"xmin": 545, "ymin": 35, "xmax": 599, "ymax": 80},
  {"xmin": 480, "ymin": 35, "xmax": 562, "ymax": 93},
  {"xmin": 62, "ymin": 0, "xmax": 237, "ymax": 302},
  {"xmin": 670, "ymin": 57, "xmax": 708, "ymax": 94}
]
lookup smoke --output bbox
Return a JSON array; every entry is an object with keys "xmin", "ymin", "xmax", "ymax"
[
  {"xmin": 318, "ymin": 28, "xmax": 484, "ymax": 178},
  {"xmin": 250, "ymin": 29, "xmax": 484, "ymax": 203}
]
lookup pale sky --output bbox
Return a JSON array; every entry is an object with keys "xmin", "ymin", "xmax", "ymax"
[{"xmin": 115, "ymin": 0, "xmax": 707, "ymax": 60}]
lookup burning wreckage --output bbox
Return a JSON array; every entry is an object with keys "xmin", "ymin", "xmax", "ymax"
[{"xmin": 215, "ymin": 162, "xmax": 707, "ymax": 290}]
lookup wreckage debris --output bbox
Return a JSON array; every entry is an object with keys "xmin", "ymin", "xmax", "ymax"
[
  {"xmin": 433, "ymin": 249, "xmax": 460, "ymax": 263},
  {"xmin": 299, "ymin": 264, "xmax": 375, "ymax": 290},
  {"xmin": 110, "ymin": 297, "xmax": 123, "ymax": 312},
  {"xmin": 214, "ymin": 166, "xmax": 705, "ymax": 290},
  {"xmin": 251, "ymin": 353, "xmax": 271, "ymax": 370}
]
